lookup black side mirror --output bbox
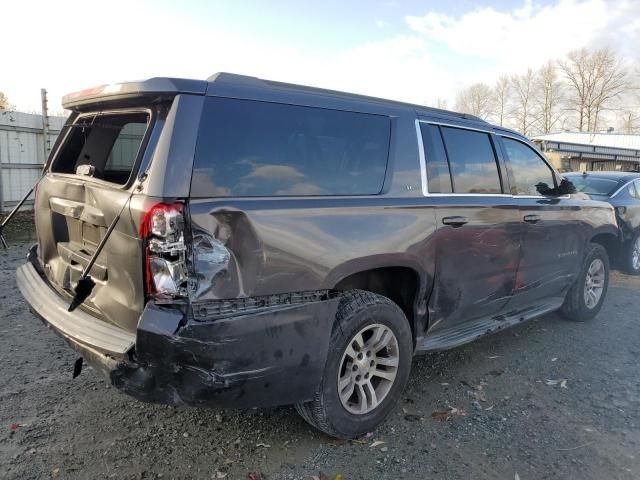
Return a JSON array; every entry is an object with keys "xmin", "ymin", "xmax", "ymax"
[
  {"xmin": 535, "ymin": 178, "xmax": 576, "ymax": 196},
  {"xmin": 558, "ymin": 178, "xmax": 577, "ymax": 195}
]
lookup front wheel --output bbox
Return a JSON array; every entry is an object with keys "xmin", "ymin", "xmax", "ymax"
[
  {"xmin": 295, "ymin": 290, "xmax": 413, "ymax": 439},
  {"xmin": 561, "ymin": 243, "xmax": 609, "ymax": 322},
  {"xmin": 624, "ymin": 233, "xmax": 640, "ymax": 275}
]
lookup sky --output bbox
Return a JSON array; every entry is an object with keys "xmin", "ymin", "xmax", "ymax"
[{"xmin": 2, "ymin": 0, "xmax": 639, "ymax": 113}]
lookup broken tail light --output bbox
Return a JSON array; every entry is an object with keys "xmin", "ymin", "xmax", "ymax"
[{"xmin": 140, "ymin": 202, "xmax": 188, "ymax": 300}]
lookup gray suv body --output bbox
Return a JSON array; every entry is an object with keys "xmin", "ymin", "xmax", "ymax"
[{"xmin": 16, "ymin": 73, "xmax": 619, "ymax": 438}]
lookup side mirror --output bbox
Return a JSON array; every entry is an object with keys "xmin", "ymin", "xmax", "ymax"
[
  {"xmin": 535, "ymin": 178, "xmax": 576, "ymax": 196},
  {"xmin": 557, "ymin": 178, "xmax": 577, "ymax": 195}
]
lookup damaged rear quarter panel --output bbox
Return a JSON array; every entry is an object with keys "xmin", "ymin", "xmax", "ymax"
[{"xmin": 186, "ymin": 197, "xmax": 437, "ymax": 306}]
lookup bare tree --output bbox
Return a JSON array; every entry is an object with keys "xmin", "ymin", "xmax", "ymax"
[
  {"xmin": 559, "ymin": 47, "xmax": 629, "ymax": 131},
  {"xmin": 618, "ymin": 110, "xmax": 640, "ymax": 134},
  {"xmin": 510, "ymin": 68, "xmax": 538, "ymax": 135},
  {"xmin": 431, "ymin": 97, "xmax": 448, "ymax": 110},
  {"xmin": 0, "ymin": 91, "xmax": 9, "ymax": 110},
  {"xmin": 454, "ymin": 83, "xmax": 495, "ymax": 119},
  {"xmin": 535, "ymin": 61, "xmax": 564, "ymax": 134},
  {"xmin": 492, "ymin": 75, "xmax": 511, "ymax": 127}
]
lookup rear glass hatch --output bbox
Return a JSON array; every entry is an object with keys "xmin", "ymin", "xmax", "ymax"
[{"xmin": 35, "ymin": 107, "xmax": 155, "ymax": 333}]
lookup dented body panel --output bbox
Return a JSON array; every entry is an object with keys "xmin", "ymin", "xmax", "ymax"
[{"xmin": 16, "ymin": 73, "xmax": 620, "ymax": 410}]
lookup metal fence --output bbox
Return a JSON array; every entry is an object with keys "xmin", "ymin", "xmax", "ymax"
[{"xmin": 0, "ymin": 111, "xmax": 66, "ymax": 212}]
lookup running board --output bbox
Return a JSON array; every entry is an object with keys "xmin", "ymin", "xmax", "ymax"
[{"xmin": 416, "ymin": 299, "xmax": 564, "ymax": 352}]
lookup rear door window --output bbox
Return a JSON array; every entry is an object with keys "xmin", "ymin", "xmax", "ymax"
[
  {"xmin": 502, "ymin": 137, "xmax": 556, "ymax": 195},
  {"xmin": 439, "ymin": 127, "xmax": 502, "ymax": 194},
  {"xmin": 420, "ymin": 124, "xmax": 452, "ymax": 193},
  {"xmin": 191, "ymin": 97, "xmax": 391, "ymax": 197},
  {"xmin": 52, "ymin": 112, "xmax": 149, "ymax": 186}
]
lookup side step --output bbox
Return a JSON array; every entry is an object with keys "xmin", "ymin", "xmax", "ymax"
[{"xmin": 417, "ymin": 299, "xmax": 564, "ymax": 352}]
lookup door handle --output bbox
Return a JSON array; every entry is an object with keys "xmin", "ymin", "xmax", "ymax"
[
  {"xmin": 442, "ymin": 216, "xmax": 469, "ymax": 227},
  {"xmin": 524, "ymin": 214, "xmax": 541, "ymax": 224}
]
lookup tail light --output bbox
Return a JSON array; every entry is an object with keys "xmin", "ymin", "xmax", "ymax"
[{"xmin": 140, "ymin": 202, "xmax": 188, "ymax": 300}]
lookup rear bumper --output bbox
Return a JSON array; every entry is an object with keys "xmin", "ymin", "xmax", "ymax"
[{"xmin": 17, "ymin": 251, "xmax": 340, "ymax": 408}]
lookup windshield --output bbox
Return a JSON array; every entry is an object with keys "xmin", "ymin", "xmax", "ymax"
[{"xmin": 564, "ymin": 175, "xmax": 620, "ymax": 196}]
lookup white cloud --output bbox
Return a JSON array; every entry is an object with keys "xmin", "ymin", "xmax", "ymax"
[
  {"xmin": 406, "ymin": 0, "xmax": 640, "ymax": 74},
  {"xmin": 374, "ymin": 18, "xmax": 389, "ymax": 28},
  {"xmin": 2, "ymin": 0, "xmax": 638, "ymax": 113}
]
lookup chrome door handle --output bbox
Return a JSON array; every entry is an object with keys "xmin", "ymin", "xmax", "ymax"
[
  {"xmin": 524, "ymin": 214, "xmax": 541, "ymax": 224},
  {"xmin": 442, "ymin": 216, "xmax": 469, "ymax": 227}
]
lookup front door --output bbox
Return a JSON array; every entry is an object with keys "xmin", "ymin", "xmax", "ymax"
[{"xmin": 499, "ymin": 136, "xmax": 583, "ymax": 309}]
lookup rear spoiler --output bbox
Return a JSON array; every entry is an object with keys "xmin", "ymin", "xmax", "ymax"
[{"xmin": 62, "ymin": 77, "xmax": 207, "ymax": 111}]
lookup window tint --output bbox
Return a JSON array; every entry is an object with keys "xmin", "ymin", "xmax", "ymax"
[
  {"xmin": 440, "ymin": 127, "xmax": 501, "ymax": 194},
  {"xmin": 420, "ymin": 124, "xmax": 452, "ymax": 193},
  {"xmin": 191, "ymin": 98, "xmax": 391, "ymax": 197},
  {"xmin": 502, "ymin": 138, "xmax": 556, "ymax": 195},
  {"xmin": 52, "ymin": 112, "xmax": 149, "ymax": 185},
  {"xmin": 105, "ymin": 122, "xmax": 147, "ymax": 171}
]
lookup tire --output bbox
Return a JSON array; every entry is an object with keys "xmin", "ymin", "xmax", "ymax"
[
  {"xmin": 561, "ymin": 243, "xmax": 609, "ymax": 322},
  {"xmin": 295, "ymin": 290, "xmax": 413, "ymax": 439},
  {"xmin": 623, "ymin": 233, "xmax": 640, "ymax": 276}
]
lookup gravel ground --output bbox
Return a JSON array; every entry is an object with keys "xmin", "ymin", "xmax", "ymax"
[{"xmin": 1, "ymin": 240, "xmax": 639, "ymax": 480}]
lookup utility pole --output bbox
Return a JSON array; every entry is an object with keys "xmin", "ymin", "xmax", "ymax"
[{"xmin": 40, "ymin": 88, "xmax": 50, "ymax": 164}]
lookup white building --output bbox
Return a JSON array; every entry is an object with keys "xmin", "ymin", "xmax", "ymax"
[{"xmin": 532, "ymin": 132, "xmax": 640, "ymax": 173}]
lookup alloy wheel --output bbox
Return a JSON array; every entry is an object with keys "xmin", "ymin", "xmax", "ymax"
[
  {"xmin": 584, "ymin": 258, "xmax": 605, "ymax": 309},
  {"xmin": 632, "ymin": 237, "xmax": 640, "ymax": 271},
  {"xmin": 337, "ymin": 324, "xmax": 399, "ymax": 415}
]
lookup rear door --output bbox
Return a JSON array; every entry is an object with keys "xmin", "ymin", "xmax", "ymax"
[
  {"xmin": 35, "ymin": 109, "xmax": 156, "ymax": 332},
  {"xmin": 498, "ymin": 136, "xmax": 583, "ymax": 308},
  {"xmin": 419, "ymin": 122, "xmax": 521, "ymax": 333}
]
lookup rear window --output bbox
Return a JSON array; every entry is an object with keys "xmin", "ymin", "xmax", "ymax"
[
  {"xmin": 52, "ymin": 111, "xmax": 149, "ymax": 186},
  {"xmin": 191, "ymin": 97, "xmax": 391, "ymax": 197},
  {"xmin": 564, "ymin": 175, "xmax": 620, "ymax": 196}
]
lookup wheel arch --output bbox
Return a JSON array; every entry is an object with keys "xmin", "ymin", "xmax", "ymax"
[
  {"xmin": 323, "ymin": 255, "xmax": 430, "ymax": 346},
  {"xmin": 590, "ymin": 230, "xmax": 621, "ymax": 266}
]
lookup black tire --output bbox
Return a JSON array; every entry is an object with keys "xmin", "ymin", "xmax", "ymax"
[
  {"xmin": 561, "ymin": 243, "xmax": 609, "ymax": 322},
  {"xmin": 623, "ymin": 233, "xmax": 640, "ymax": 276},
  {"xmin": 295, "ymin": 290, "xmax": 413, "ymax": 439}
]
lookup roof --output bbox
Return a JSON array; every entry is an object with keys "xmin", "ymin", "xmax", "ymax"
[
  {"xmin": 533, "ymin": 132, "xmax": 640, "ymax": 151},
  {"xmin": 63, "ymin": 72, "xmax": 488, "ymax": 125}
]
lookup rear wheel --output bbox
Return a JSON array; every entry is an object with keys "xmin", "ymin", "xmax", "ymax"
[
  {"xmin": 561, "ymin": 243, "xmax": 609, "ymax": 322},
  {"xmin": 624, "ymin": 233, "xmax": 640, "ymax": 275},
  {"xmin": 295, "ymin": 290, "xmax": 412, "ymax": 439}
]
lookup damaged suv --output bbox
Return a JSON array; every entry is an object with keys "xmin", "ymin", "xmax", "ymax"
[{"xmin": 16, "ymin": 73, "xmax": 618, "ymax": 438}]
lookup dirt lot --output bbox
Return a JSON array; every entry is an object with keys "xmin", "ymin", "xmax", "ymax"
[{"xmin": 1, "ymin": 239, "xmax": 639, "ymax": 480}]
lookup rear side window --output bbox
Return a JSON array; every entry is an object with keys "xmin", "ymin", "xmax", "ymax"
[
  {"xmin": 52, "ymin": 112, "xmax": 149, "ymax": 186},
  {"xmin": 502, "ymin": 138, "xmax": 556, "ymax": 195},
  {"xmin": 440, "ymin": 127, "xmax": 502, "ymax": 194},
  {"xmin": 420, "ymin": 124, "xmax": 452, "ymax": 193},
  {"xmin": 191, "ymin": 97, "xmax": 391, "ymax": 197},
  {"xmin": 630, "ymin": 180, "xmax": 640, "ymax": 199}
]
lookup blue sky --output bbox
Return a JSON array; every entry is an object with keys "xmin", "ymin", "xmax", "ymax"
[{"xmin": 3, "ymin": 0, "xmax": 639, "ymax": 113}]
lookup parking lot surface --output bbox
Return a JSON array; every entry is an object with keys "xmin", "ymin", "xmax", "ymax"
[{"xmin": 1, "ymin": 241, "xmax": 639, "ymax": 479}]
